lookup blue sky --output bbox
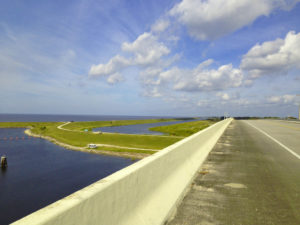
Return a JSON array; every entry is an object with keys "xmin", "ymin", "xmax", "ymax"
[{"xmin": 1, "ymin": 0, "xmax": 300, "ymax": 117}]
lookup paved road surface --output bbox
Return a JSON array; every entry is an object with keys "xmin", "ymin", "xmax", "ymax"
[{"xmin": 167, "ymin": 119, "xmax": 300, "ymax": 225}]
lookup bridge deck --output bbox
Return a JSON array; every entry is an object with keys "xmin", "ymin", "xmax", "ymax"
[{"xmin": 167, "ymin": 120, "xmax": 300, "ymax": 225}]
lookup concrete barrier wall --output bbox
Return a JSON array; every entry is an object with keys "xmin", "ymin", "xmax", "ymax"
[{"xmin": 13, "ymin": 118, "xmax": 233, "ymax": 225}]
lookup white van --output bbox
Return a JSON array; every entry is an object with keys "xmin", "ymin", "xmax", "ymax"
[{"xmin": 88, "ymin": 144, "xmax": 97, "ymax": 149}]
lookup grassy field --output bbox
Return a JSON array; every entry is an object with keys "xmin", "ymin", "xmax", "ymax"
[
  {"xmin": 0, "ymin": 120, "xmax": 182, "ymax": 155},
  {"xmin": 63, "ymin": 118, "xmax": 179, "ymax": 131},
  {"xmin": 149, "ymin": 120, "xmax": 215, "ymax": 137},
  {"xmin": 0, "ymin": 122, "xmax": 62, "ymax": 129},
  {"xmin": 41, "ymin": 126, "xmax": 181, "ymax": 149},
  {"xmin": 0, "ymin": 119, "xmax": 215, "ymax": 157}
]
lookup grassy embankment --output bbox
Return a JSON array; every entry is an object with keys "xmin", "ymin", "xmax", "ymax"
[
  {"xmin": 63, "ymin": 118, "xmax": 177, "ymax": 131},
  {"xmin": 0, "ymin": 119, "xmax": 215, "ymax": 158},
  {"xmin": 0, "ymin": 119, "xmax": 180, "ymax": 157},
  {"xmin": 149, "ymin": 120, "xmax": 215, "ymax": 137}
]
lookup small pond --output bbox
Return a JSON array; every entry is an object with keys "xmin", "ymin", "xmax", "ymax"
[{"xmin": 93, "ymin": 120, "xmax": 196, "ymax": 135}]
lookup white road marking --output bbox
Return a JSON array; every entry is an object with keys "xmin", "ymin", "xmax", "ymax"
[{"xmin": 245, "ymin": 121, "xmax": 300, "ymax": 160}]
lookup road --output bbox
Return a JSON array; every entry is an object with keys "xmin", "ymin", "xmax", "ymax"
[{"xmin": 167, "ymin": 119, "xmax": 300, "ymax": 225}]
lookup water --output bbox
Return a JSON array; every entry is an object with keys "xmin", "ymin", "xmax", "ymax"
[
  {"xmin": 0, "ymin": 128, "xmax": 134, "ymax": 224},
  {"xmin": 0, "ymin": 113, "xmax": 166, "ymax": 122},
  {"xmin": 0, "ymin": 114, "xmax": 201, "ymax": 223},
  {"xmin": 93, "ymin": 120, "xmax": 198, "ymax": 135}
]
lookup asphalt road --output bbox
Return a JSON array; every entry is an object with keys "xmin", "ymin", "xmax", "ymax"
[{"xmin": 167, "ymin": 119, "xmax": 300, "ymax": 225}]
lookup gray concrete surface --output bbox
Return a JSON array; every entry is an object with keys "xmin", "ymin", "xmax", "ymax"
[{"xmin": 167, "ymin": 120, "xmax": 300, "ymax": 225}]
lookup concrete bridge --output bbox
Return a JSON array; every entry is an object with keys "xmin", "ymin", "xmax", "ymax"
[
  {"xmin": 12, "ymin": 118, "xmax": 232, "ymax": 225},
  {"xmin": 168, "ymin": 119, "xmax": 300, "ymax": 225},
  {"xmin": 12, "ymin": 119, "xmax": 300, "ymax": 224}
]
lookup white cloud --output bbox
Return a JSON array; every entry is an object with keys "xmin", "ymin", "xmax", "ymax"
[
  {"xmin": 283, "ymin": 95, "xmax": 296, "ymax": 103},
  {"xmin": 231, "ymin": 98, "xmax": 251, "ymax": 106},
  {"xmin": 196, "ymin": 95, "xmax": 251, "ymax": 109},
  {"xmin": 141, "ymin": 59, "xmax": 209, "ymax": 87},
  {"xmin": 268, "ymin": 96, "xmax": 281, "ymax": 103},
  {"xmin": 241, "ymin": 31, "xmax": 300, "ymax": 78},
  {"xmin": 151, "ymin": 19, "xmax": 170, "ymax": 33},
  {"xmin": 172, "ymin": 63, "xmax": 244, "ymax": 92},
  {"xmin": 107, "ymin": 73, "xmax": 124, "ymax": 84},
  {"xmin": 138, "ymin": 59, "xmax": 245, "ymax": 98},
  {"xmin": 1, "ymin": 22, "xmax": 17, "ymax": 41},
  {"xmin": 89, "ymin": 55, "xmax": 130, "ymax": 77},
  {"xmin": 197, "ymin": 99, "xmax": 210, "ymax": 107},
  {"xmin": 143, "ymin": 86, "xmax": 163, "ymax": 98},
  {"xmin": 217, "ymin": 92, "xmax": 230, "ymax": 100},
  {"xmin": 267, "ymin": 94, "xmax": 297, "ymax": 104},
  {"xmin": 169, "ymin": 0, "xmax": 299, "ymax": 40},
  {"xmin": 122, "ymin": 32, "xmax": 170, "ymax": 66},
  {"xmin": 87, "ymin": 1, "xmax": 300, "ymax": 108},
  {"xmin": 89, "ymin": 33, "xmax": 171, "ymax": 79}
]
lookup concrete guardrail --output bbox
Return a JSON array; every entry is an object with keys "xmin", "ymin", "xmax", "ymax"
[{"xmin": 12, "ymin": 118, "xmax": 233, "ymax": 225}]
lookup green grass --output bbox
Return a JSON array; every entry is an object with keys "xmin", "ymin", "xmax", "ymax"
[
  {"xmin": 149, "ymin": 120, "xmax": 215, "ymax": 137},
  {"xmin": 64, "ymin": 118, "xmax": 179, "ymax": 131},
  {"xmin": 0, "ymin": 120, "xmax": 183, "ymax": 152},
  {"xmin": 0, "ymin": 119, "xmax": 215, "ymax": 156},
  {"xmin": 39, "ymin": 127, "xmax": 182, "ymax": 149},
  {"xmin": 0, "ymin": 122, "xmax": 62, "ymax": 129}
]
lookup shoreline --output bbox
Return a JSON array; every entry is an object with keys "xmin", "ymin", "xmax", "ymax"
[{"xmin": 24, "ymin": 129, "xmax": 149, "ymax": 160}]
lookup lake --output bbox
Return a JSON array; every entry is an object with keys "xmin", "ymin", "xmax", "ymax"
[
  {"xmin": 93, "ymin": 120, "xmax": 198, "ymax": 135},
  {"xmin": 0, "ymin": 128, "xmax": 134, "ymax": 224},
  {"xmin": 0, "ymin": 114, "xmax": 203, "ymax": 224}
]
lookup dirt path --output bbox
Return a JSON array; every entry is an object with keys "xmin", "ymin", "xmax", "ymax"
[
  {"xmin": 95, "ymin": 143, "xmax": 159, "ymax": 152},
  {"xmin": 57, "ymin": 122, "xmax": 73, "ymax": 131}
]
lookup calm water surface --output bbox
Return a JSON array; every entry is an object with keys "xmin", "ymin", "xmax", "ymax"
[
  {"xmin": 0, "ymin": 114, "xmax": 202, "ymax": 224},
  {"xmin": 93, "ymin": 120, "xmax": 199, "ymax": 135},
  {"xmin": 0, "ymin": 128, "xmax": 134, "ymax": 224}
]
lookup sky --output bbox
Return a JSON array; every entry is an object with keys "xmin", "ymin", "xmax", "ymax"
[{"xmin": 1, "ymin": 0, "xmax": 300, "ymax": 117}]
